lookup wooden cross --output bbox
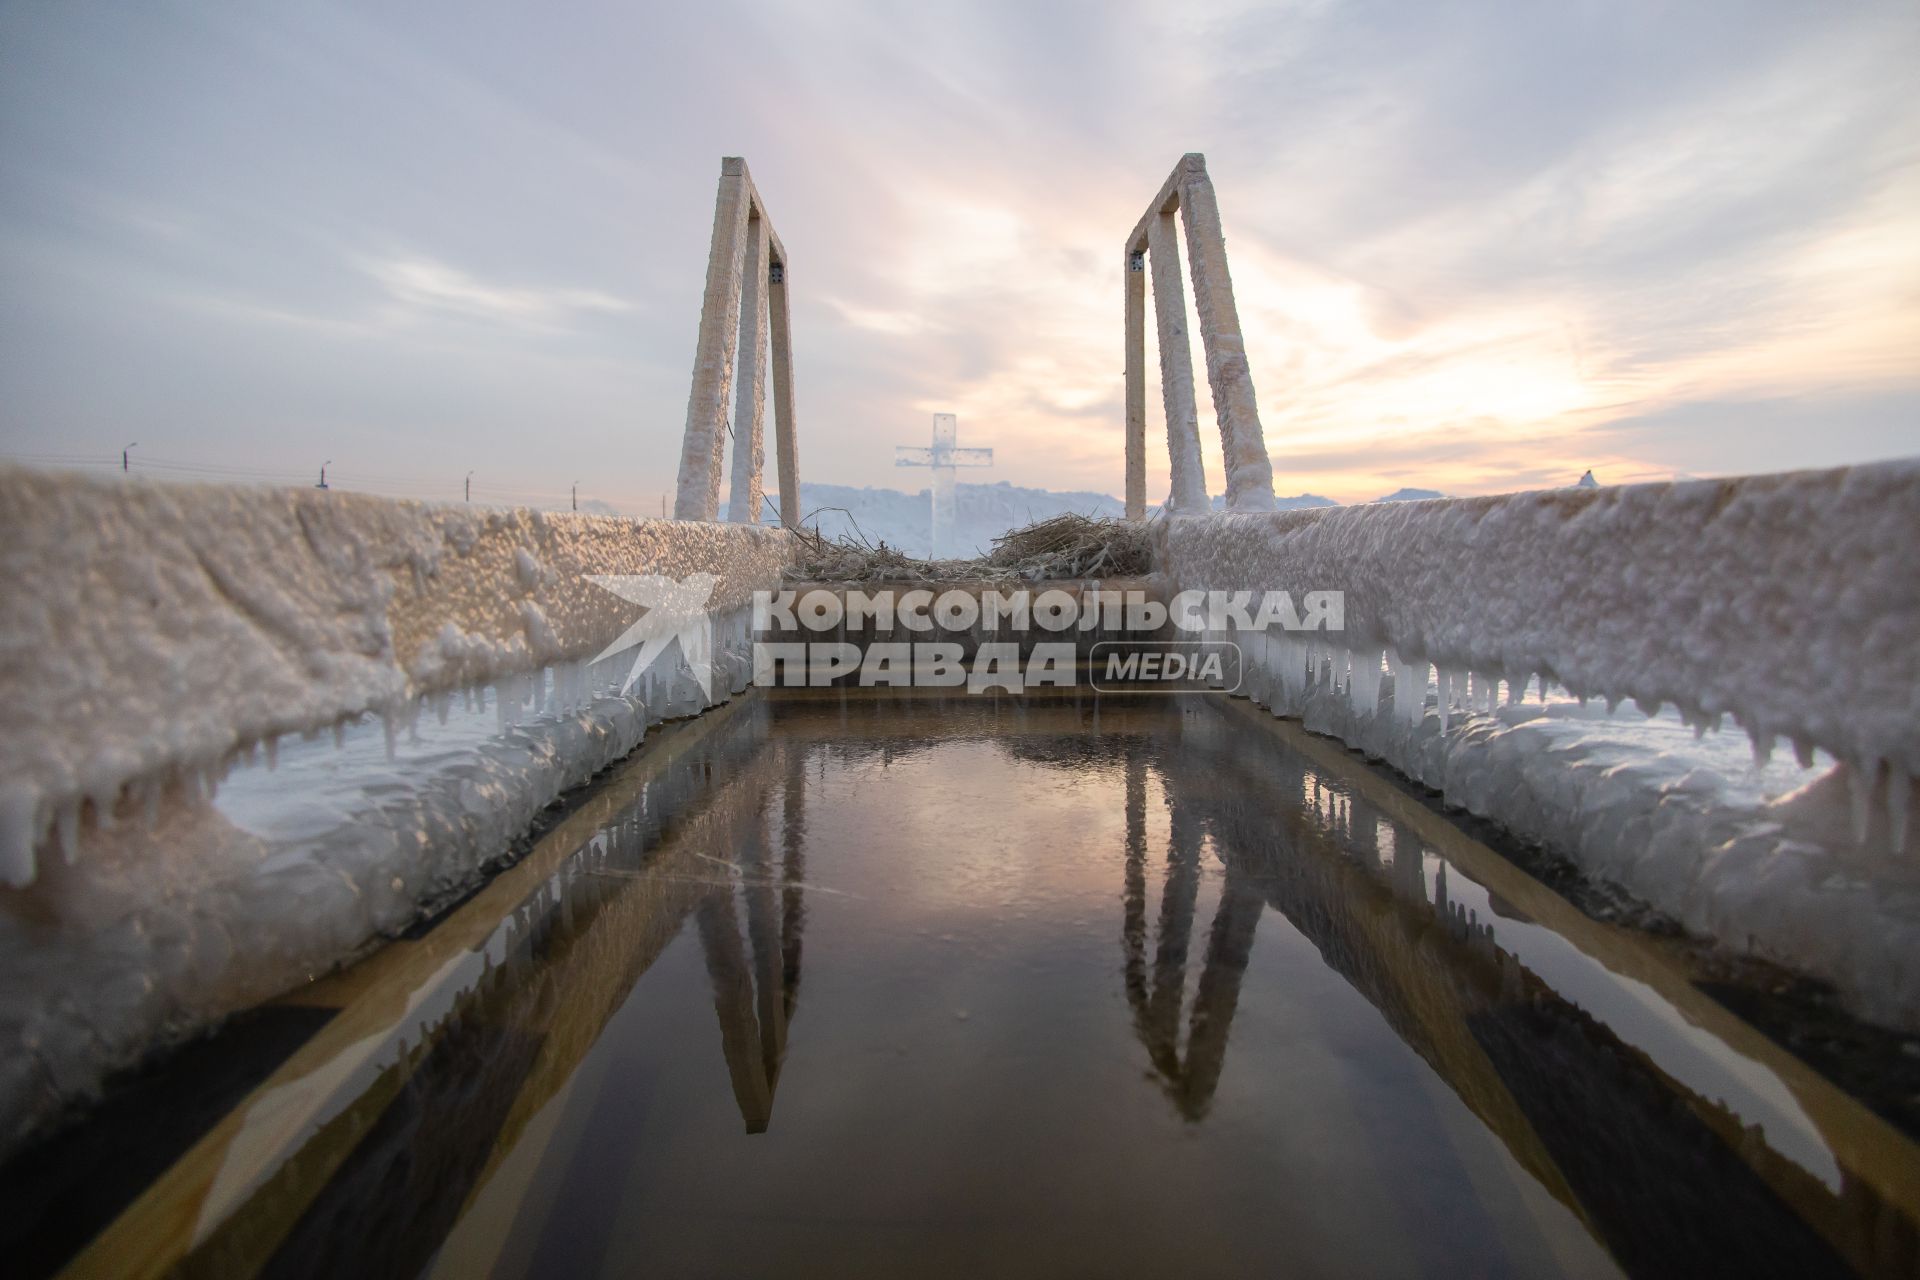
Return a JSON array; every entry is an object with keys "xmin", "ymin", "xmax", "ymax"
[{"xmin": 894, "ymin": 413, "xmax": 992, "ymax": 558}]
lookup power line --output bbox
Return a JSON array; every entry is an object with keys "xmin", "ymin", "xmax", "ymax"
[{"xmin": 2, "ymin": 448, "xmax": 667, "ymax": 516}]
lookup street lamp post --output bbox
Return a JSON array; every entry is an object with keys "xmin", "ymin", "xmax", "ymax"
[
  {"xmin": 317, "ymin": 461, "xmax": 331, "ymax": 490},
  {"xmin": 123, "ymin": 443, "xmax": 137, "ymax": 473},
  {"xmin": 466, "ymin": 470, "xmax": 474, "ymax": 503}
]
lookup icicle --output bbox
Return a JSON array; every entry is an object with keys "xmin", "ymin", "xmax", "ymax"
[
  {"xmin": 1537, "ymin": 672, "xmax": 1552, "ymax": 702},
  {"xmin": 1473, "ymin": 673, "xmax": 1488, "ymax": 714},
  {"xmin": 0, "ymin": 790, "xmax": 37, "ymax": 889},
  {"xmin": 1392, "ymin": 653, "xmax": 1429, "ymax": 728},
  {"xmin": 55, "ymin": 800, "xmax": 80, "ymax": 864},
  {"xmin": 1750, "ymin": 730, "xmax": 1774, "ymax": 769},
  {"xmin": 265, "ymin": 734, "xmax": 280, "ymax": 770},
  {"xmin": 1848, "ymin": 758, "xmax": 1878, "ymax": 846},
  {"xmin": 1350, "ymin": 649, "xmax": 1383, "ymax": 720},
  {"xmin": 1434, "ymin": 668, "xmax": 1452, "ymax": 731},
  {"xmin": 1793, "ymin": 736, "xmax": 1816, "ymax": 769},
  {"xmin": 91, "ymin": 783, "xmax": 117, "ymax": 831}
]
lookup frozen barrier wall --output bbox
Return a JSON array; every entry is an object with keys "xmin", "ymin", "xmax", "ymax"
[
  {"xmin": 1158, "ymin": 459, "xmax": 1920, "ymax": 1028},
  {"xmin": 0, "ymin": 467, "xmax": 790, "ymax": 1152}
]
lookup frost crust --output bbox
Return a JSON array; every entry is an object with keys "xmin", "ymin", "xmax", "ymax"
[{"xmin": 1159, "ymin": 460, "xmax": 1920, "ymax": 1025}]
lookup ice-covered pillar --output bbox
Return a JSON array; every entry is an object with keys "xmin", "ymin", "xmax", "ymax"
[
  {"xmin": 1150, "ymin": 209, "xmax": 1209, "ymax": 514},
  {"xmin": 727, "ymin": 212, "xmax": 771, "ymax": 524},
  {"xmin": 1177, "ymin": 157, "xmax": 1275, "ymax": 512},
  {"xmin": 1124, "ymin": 248, "xmax": 1147, "ymax": 521},
  {"xmin": 768, "ymin": 257, "xmax": 802, "ymax": 529},
  {"xmin": 675, "ymin": 158, "xmax": 753, "ymax": 521}
]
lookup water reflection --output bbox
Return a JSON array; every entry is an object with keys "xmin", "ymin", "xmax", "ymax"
[
  {"xmin": 51, "ymin": 691, "xmax": 1920, "ymax": 1280},
  {"xmin": 1121, "ymin": 750, "xmax": 1263, "ymax": 1121},
  {"xmin": 690, "ymin": 742, "xmax": 808, "ymax": 1133},
  {"xmin": 1131, "ymin": 711, "xmax": 1872, "ymax": 1276}
]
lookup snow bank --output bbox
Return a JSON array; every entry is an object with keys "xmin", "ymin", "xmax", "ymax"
[
  {"xmin": 1159, "ymin": 459, "xmax": 1920, "ymax": 1026},
  {"xmin": 0, "ymin": 467, "xmax": 791, "ymax": 887}
]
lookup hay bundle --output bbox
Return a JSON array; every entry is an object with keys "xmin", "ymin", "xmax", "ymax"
[
  {"xmin": 981, "ymin": 513, "xmax": 1154, "ymax": 578},
  {"xmin": 786, "ymin": 512, "xmax": 1155, "ymax": 583}
]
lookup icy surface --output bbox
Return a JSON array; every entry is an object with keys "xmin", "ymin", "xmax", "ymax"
[
  {"xmin": 1161, "ymin": 460, "xmax": 1920, "ymax": 1028},
  {"xmin": 0, "ymin": 608, "xmax": 763, "ymax": 1154},
  {"xmin": 0, "ymin": 467, "xmax": 791, "ymax": 887},
  {"xmin": 0, "ymin": 467, "xmax": 785, "ymax": 1152}
]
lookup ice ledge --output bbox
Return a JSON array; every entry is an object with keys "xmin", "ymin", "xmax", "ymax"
[
  {"xmin": 1158, "ymin": 459, "xmax": 1920, "ymax": 1026},
  {"xmin": 1159, "ymin": 459, "xmax": 1920, "ymax": 823},
  {"xmin": 0, "ymin": 467, "xmax": 793, "ymax": 887}
]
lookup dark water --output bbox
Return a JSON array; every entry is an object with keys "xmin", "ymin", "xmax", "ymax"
[{"xmin": 75, "ymin": 691, "xmax": 1920, "ymax": 1278}]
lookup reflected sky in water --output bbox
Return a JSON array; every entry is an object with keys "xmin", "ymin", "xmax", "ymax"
[{"xmin": 111, "ymin": 692, "xmax": 1917, "ymax": 1279}]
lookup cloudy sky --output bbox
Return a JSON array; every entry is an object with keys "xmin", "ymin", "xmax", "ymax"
[{"xmin": 2, "ymin": 1, "xmax": 1915, "ymax": 511}]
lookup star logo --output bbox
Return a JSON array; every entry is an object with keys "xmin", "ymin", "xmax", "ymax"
[{"xmin": 586, "ymin": 573, "xmax": 720, "ymax": 700}]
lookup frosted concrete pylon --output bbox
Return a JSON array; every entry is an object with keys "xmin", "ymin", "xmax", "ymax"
[
  {"xmin": 1122, "ymin": 153, "xmax": 1276, "ymax": 516},
  {"xmin": 895, "ymin": 413, "xmax": 992, "ymax": 558},
  {"xmin": 1148, "ymin": 210, "xmax": 1208, "ymax": 514},
  {"xmin": 674, "ymin": 157, "xmax": 803, "ymax": 527}
]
